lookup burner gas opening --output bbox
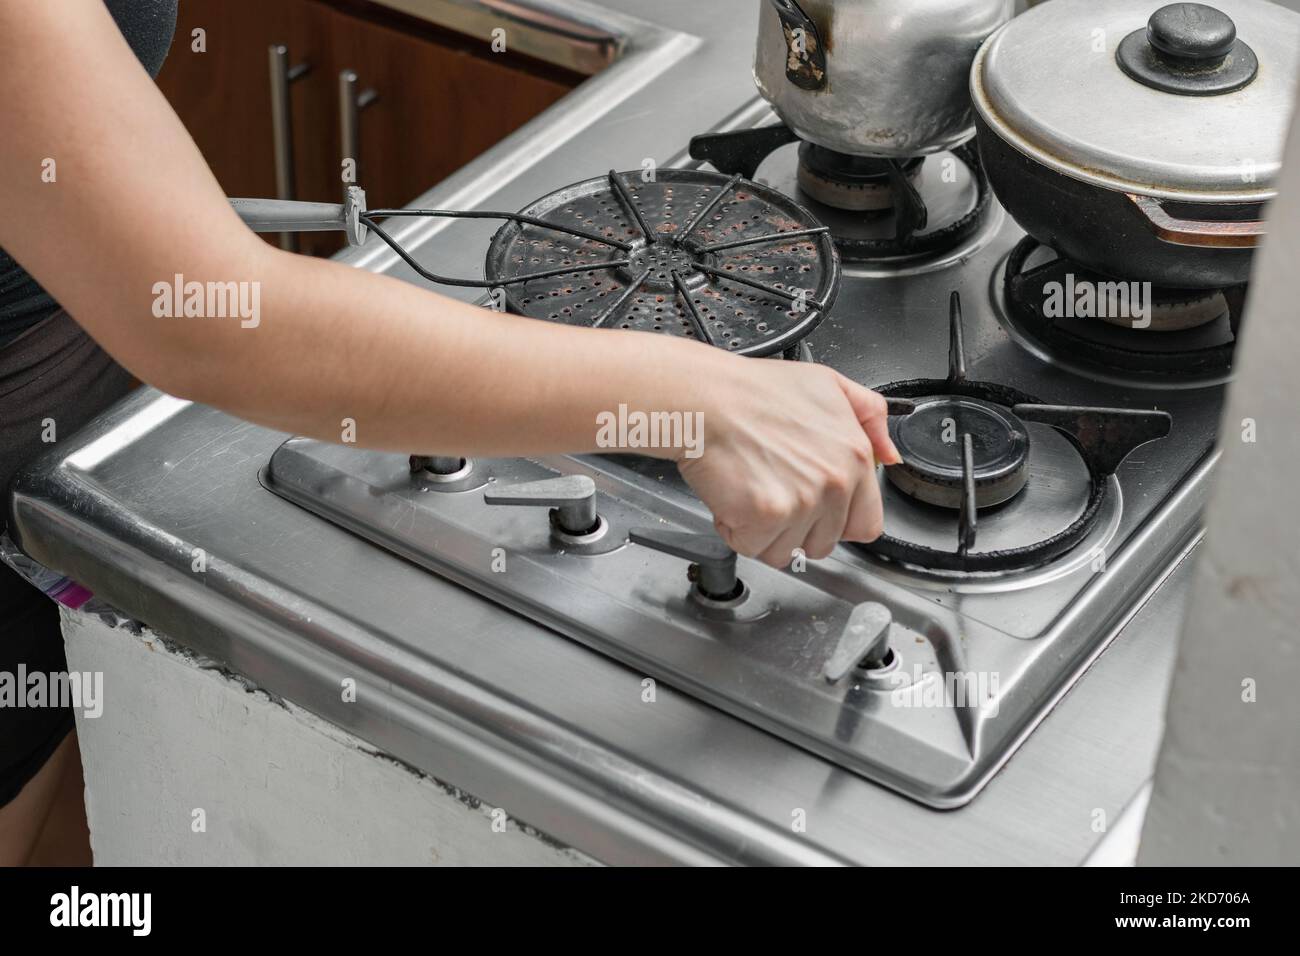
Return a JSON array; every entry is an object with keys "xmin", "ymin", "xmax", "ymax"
[{"xmin": 796, "ymin": 144, "xmax": 924, "ymax": 214}]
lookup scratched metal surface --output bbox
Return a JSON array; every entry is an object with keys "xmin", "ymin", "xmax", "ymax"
[{"xmin": 7, "ymin": 0, "xmax": 1212, "ymax": 863}]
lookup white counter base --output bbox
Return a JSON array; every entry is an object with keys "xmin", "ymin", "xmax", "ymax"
[{"xmin": 62, "ymin": 610, "xmax": 595, "ymax": 866}]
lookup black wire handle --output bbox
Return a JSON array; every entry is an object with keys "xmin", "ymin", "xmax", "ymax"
[{"xmin": 357, "ymin": 207, "xmax": 635, "ymax": 289}]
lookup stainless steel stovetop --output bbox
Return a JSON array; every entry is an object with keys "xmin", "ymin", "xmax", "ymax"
[{"xmin": 264, "ymin": 111, "xmax": 1224, "ymax": 808}]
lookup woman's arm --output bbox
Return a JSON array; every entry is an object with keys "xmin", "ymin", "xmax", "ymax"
[{"xmin": 0, "ymin": 0, "xmax": 897, "ymax": 565}]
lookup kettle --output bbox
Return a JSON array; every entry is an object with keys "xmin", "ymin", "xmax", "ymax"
[{"xmin": 754, "ymin": 0, "xmax": 1014, "ymax": 158}]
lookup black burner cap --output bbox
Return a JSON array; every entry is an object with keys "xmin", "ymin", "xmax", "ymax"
[{"xmin": 886, "ymin": 397, "xmax": 1030, "ymax": 509}]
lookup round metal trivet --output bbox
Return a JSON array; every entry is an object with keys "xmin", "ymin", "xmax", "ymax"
[{"xmin": 485, "ymin": 169, "xmax": 841, "ymax": 357}]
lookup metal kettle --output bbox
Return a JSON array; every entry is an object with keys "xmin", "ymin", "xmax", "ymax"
[{"xmin": 754, "ymin": 0, "xmax": 1014, "ymax": 158}]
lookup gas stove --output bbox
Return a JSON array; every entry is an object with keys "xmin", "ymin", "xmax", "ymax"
[{"xmin": 262, "ymin": 104, "xmax": 1226, "ymax": 808}]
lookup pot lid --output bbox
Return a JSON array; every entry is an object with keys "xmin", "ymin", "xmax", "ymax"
[{"xmin": 972, "ymin": 0, "xmax": 1300, "ymax": 202}]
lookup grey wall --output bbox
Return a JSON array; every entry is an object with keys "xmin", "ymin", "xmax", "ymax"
[{"xmin": 1138, "ymin": 81, "xmax": 1300, "ymax": 865}]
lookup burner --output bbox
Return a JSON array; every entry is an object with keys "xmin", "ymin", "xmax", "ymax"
[
  {"xmin": 1000, "ymin": 237, "xmax": 1243, "ymax": 379},
  {"xmin": 795, "ymin": 144, "xmax": 923, "ymax": 213},
  {"xmin": 689, "ymin": 123, "xmax": 993, "ymax": 262},
  {"xmin": 854, "ymin": 292, "xmax": 1173, "ymax": 574},
  {"xmin": 484, "ymin": 169, "xmax": 840, "ymax": 357},
  {"xmin": 1096, "ymin": 288, "xmax": 1229, "ymax": 333},
  {"xmin": 887, "ymin": 397, "xmax": 1029, "ymax": 509}
]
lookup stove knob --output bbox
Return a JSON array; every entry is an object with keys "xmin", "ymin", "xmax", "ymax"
[
  {"xmin": 483, "ymin": 475, "xmax": 601, "ymax": 537},
  {"xmin": 823, "ymin": 602, "xmax": 893, "ymax": 683},
  {"xmin": 628, "ymin": 528, "xmax": 741, "ymax": 603}
]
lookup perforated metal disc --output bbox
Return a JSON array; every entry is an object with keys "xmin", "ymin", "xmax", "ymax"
[{"xmin": 485, "ymin": 169, "xmax": 840, "ymax": 356}]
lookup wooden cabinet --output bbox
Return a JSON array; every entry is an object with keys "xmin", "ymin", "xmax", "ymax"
[{"xmin": 156, "ymin": 0, "xmax": 583, "ymax": 254}]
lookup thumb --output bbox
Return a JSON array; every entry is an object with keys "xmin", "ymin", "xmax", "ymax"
[{"xmin": 835, "ymin": 374, "xmax": 902, "ymax": 466}]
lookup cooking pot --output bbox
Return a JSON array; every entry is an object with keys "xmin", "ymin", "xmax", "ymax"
[
  {"xmin": 971, "ymin": 0, "xmax": 1300, "ymax": 289},
  {"xmin": 754, "ymin": 0, "xmax": 1014, "ymax": 158}
]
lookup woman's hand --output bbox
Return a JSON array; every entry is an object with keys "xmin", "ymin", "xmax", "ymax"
[{"xmin": 679, "ymin": 357, "xmax": 900, "ymax": 566}]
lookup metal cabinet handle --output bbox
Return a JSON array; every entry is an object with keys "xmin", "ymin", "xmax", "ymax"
[
  {"xmin": 339, "ymin": 70, "xmax": 379, "ymax": 193},
  {"xmin": 268, "ymin": 44, "xmax": 311, "ymax": 251}
]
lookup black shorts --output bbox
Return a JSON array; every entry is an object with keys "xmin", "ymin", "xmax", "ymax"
[
  {"xmin": 1, "ymin": 310, "xmax": 134, "ymax": 806},
  {"xmin": 0, "ymin": 583, "xmax": 75, "ymax": 805}
]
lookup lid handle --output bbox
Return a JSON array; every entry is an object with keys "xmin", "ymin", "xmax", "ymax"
[
  {"xmin": 1148, "ymin": 3, "xmax": 1236, "ymax": 63},
  {"xmin": 1116, "ymin": 3, "xmax": 1259, "ymax": 96}
]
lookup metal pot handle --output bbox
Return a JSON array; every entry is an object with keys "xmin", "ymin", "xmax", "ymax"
[
  {"xmin": 767, "ymin": 0, "xmax": 827, "ymax": 91},
  {"xmin": 1128, "ymin": 193, "xmax": 1266, "ymax": 249}
]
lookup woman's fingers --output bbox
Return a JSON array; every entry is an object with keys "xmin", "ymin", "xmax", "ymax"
[
  {"xmin": 801, "ymin": 473, "xmax": 853, "ymax": 560},
  {"xmin": 843, "ymin": 468, "xmax": 886, "ymax": 543},
  {"xmin": 720, "ymin": 518, "xmax": 784, "ymax": 564},
  {"xmin": 758, "ymin": 512, "xmax": 821, "ymax": 568},
  {"xmin": 835, "ymin": 373, "xmax": 902, "ymax": 466},
  {"xmin": 719, "ymin": 470, "xmax": 857, "ymax": 565}
]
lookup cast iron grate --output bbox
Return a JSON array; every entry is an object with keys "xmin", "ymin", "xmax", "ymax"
[
  {"xmin": 688, "ymin": 123, "xmax": 992, "ymax": 261},
  {"xmin": 1003, "ymin": 236, "xmax": 1244, "ymax": 378},
  {"xmin": 854, "ymin": 292, "xmax": 1174, "ymax": 574}
]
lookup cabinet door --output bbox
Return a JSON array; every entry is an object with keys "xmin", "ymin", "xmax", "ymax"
[
  {"xmin": 318, "ymin": 3, "xmax": 578, "ymax": 213},
  {"xmin": 156, "ymin": 0, "xmax": 582, "ymax": 258},
  {"xmin": 155, "ymin": 0, "xmax": 329, "ymax": 202}
]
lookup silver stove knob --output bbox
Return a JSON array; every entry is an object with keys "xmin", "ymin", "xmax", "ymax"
[
  {"xmin": 628, "ymin": 528, "xmax": 740, "ymax": 603},
  {"xmin": 823, "ymin": 602, "xmax": 893, "ymax": 684},
  {"xmin": 484, "ymin": 475, "xmax": 600, "ymax": 537}
]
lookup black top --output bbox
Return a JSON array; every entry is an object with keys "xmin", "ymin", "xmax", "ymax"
[{"xmin": 0, "ymin": 1, "xmax": 178, "ymax": 348}]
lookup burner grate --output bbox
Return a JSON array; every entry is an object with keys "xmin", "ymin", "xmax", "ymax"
[
  {"xmin": 1002, "ymin": 237, "xmax": 1244, "ymax": 378},
  {"xmin": 856, "ymin": 293, "xmax": 1173, "ymax": 574},
  {"xmin": 689, "ymin": 124, "xmax": 993, "ymax": 261}
]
